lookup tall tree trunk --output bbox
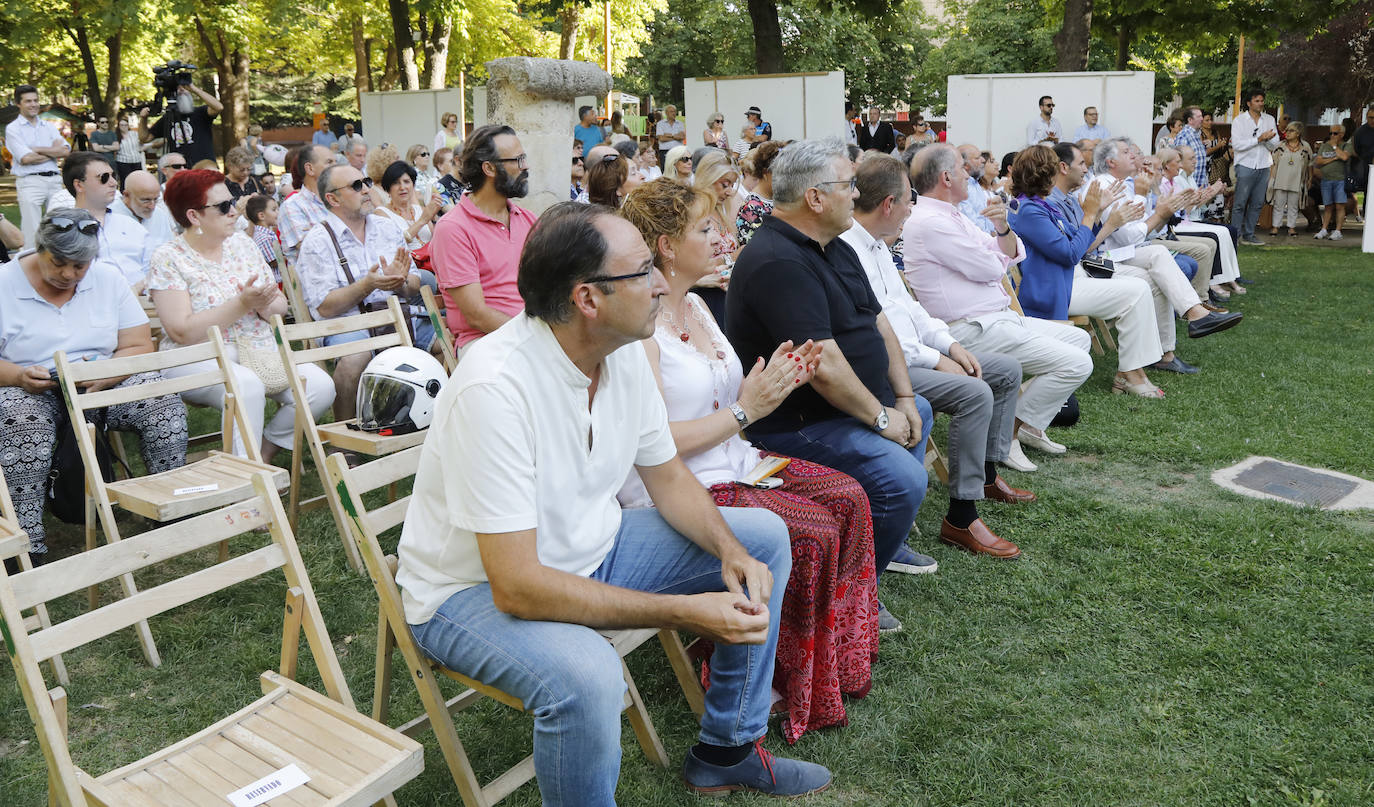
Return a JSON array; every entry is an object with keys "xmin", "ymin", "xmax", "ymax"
[
  {"xmin": 747, "ymin": 0, "xmax": 785, "ymax": 74},
  {"xmin": 424, "ymin": 15, "xmax": 453, "ymax": 89},
  {"xmin": 194, "ymin": 17, "xmax": 251, "ymax": 158},
  {"xmin": 102, "ymin": 31, "xmax": 123, "ymax": 118},
  {"xmin": 382, "ymin": 43, "xmax": 400, "ymax": 90},
  {"xmin": 62, "ymin": 22, "xmax": 104, "ymax": 116},
  {"xmin": 559, "ymin": 3, "xmax": 580, "ymax": 60},
  {"xmin": 364, "ymin": 38, "xmax": 376, "ymax": 92},
  {"xmin": 1053, "ymin": 0, "xmax": 1093, "ymax": 71},
  {"xmin": 387, "ymin": 0, "xmax": 420, "ymax": 90},
  {"xmin": 1115, "ymin": 24, "xmax": 1133, "ymax": 71},
  {"xmin": 351, "ymin": 15, "xmax": 371, "ymax": 101}
]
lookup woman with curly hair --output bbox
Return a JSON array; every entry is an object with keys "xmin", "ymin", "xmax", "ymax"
[{"xmin": 619, "ymin": 178, "xmax": 878, "ymax": 743}]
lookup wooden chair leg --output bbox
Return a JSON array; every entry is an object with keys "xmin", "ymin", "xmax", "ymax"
[
  {"xmin": 621, "ymin": 657, "xmax": 670, "ymax": 768},
  {"xmin": 925, "ymin": 437, "xmax": 950, "ymax": 486},
  {"xmin": 373, "ymin": 615, "xmax": 395, "ymax": 727},
  {"xmin": 1095, "ymin": 317, "xmax": 1117, "ymax": 351},
  {"xmin": 657, "ymin": 629, "xmax": 705, "ymax": 718},
  {"xmin": 288, "ymin": 418, "xmax": 305, "ymax": 532},
  {"xmin": 84, "ymin": 478, "xmax": 98, "ymax": 611},
  {"xmin": 414, "ymin": 664, "xmax": 493, "ymax": 806}
]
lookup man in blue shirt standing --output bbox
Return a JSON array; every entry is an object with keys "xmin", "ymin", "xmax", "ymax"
[{"xmin": 573, "ymin": 105, "xmax": 605, "ymax": 156}]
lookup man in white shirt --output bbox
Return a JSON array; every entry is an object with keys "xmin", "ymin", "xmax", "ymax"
[
  {"xmin": 655, "ymin": 104, "xmax": 686, "ymax": 167},
  {"xmin": 956, "ymin": 144, "xmax": 996, "ymax": 234},
  {"xmin": 1072, "ymin": 106, "xmax": 1110, "ymax": 150},
  {"xmin": 1026, "ymin": 95, "xmax": 1064, "ymax": 146},
  {"xmin": 276, "ymin": 144, "xmax": 333, "ymax": 262},
  {"xmin": 1229, "ymin": 89, "xmax": 1280, "ymax": 244},
  {"xmin": 395, "ymin": 203, "xmax": 829, "ymax": 803},
  {"xmin": 65, "ymin": 151, "xmax": 151, "ymax": 289},
  {"xmin": 1088, "ymin": 138, "xmax": 1242, "ymax": 374},
  {"xmin": 295, "ymin": 163, "xmax": 431, "ymax": 420},
  {"xmin": 841, "ymin": 154, "xmax": 1031, "ymax": 558},
  {"xmin": 5, "ymin": 84, "xmax": 72, "ymax": 246},
  {"xmin": 110, "ymin": 169, "xmax": 176, "ymax": 253}
]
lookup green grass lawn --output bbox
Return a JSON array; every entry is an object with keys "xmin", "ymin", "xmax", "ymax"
[{"xmin": 2, "ymin": 243, "xmax": 1373, "ymax": 806}]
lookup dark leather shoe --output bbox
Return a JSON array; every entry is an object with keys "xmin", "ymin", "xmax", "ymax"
[
  {"xmin": 1151, "ymin": 356, "xmax": 1199, "ymax": 374},
  {"xmin": 940, "ymin": 518, "xmax": 1021, "ymax": 558},
  {"xmin": 1187, "ymin": 310, "xmax": 1243, "ymax": 339},
  {"xmin": 984, "ymin": 477, "xmax": 1037, "ymax": 504}
]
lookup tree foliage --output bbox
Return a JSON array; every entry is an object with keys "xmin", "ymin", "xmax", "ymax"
[{"xmin": 1249, "ymin": 1, "xmax": 1374, "ymax": 115}]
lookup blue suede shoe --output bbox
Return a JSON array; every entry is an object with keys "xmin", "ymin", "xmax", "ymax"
[{"xmin": 683, "ymin": 740, "xmax": 832, "ymax": 797}]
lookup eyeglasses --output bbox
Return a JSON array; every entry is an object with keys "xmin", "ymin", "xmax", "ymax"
[
  {"xmin": 49, "ymin": 217, "xmax": 100, "ymax": 235},
  {"xmin": 1042, "ymin": 103, "xmax": 1055, "ymax": 108},
  {"xmin": 812, "ymin": 177, "xmax": 857, "ymax": 192},
  {"xmin": 417, "ymin": 151, "xmax": 429, "ymax": 158},
  {"xmin": 97, "ymin": 119, "xmax": 109, "ymax": 125},
  {"xmin": 492, "ymin": 154, "xmax": 529, "ymax": 168},
  {"xmin": 198, "ymin": 199, "xmax": 236, "ymax": 216},
  {"xmin": 677, "ymin": 157, "xmax": 692, "ymax": 164},
  {"xmin": 585, "ymin": 268, "xmax": 653, "ymax": 284},
  {"xmin": 712, "ymin": 118, "xmax": 724, "ymax": 124},
  {"xmin": 87, "ymin": 171, "xmax": 114, "ymax": 185},
  {"xmin": 326, "ymin": 177, "xmax": 374, "ymax": 195},
  {"xmin": 165, "ymin": 161, "xmax": 187, "ymax": 169}
]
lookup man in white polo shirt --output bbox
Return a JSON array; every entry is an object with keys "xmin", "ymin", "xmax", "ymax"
[
  {"xmin": 65, "ymin": 151, "xmax": 151, "ymax": 289},
  {"xmin": 396, "ymin": 203, "xmax": 831, "ymax": 804},
  {"xmin": 111, "ymin": 169, "xmax": 176, "ymax": 254},
  {"xmin": 5, "ymin": 84, "xmax": 71, "ymax": 246}
]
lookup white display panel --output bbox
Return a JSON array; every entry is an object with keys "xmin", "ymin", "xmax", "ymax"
[
  {"xmin": 683, "ymin": 71, "xmax": 847, "ymax": 145},
  {"xmin": 360, "ymin": 89, "xmax": 464, "ymax": 151},
  {"xmin": 947, "ymin": 71, "xmax": 1155, "ymax": 163}
]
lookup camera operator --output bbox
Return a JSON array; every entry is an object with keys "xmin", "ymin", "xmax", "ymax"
[{"xmin": 138, "ymin": 80, "xmax": 222, "ymax": 166}]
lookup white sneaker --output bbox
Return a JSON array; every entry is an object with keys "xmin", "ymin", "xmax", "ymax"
[
  {"xmin": 1314, "ymin": 229, "xmax": 1328, "ymax": 239},
  {"xmin": 1000, "ymin": 438, "xmax": 1038, "ymax": 472},
  {"xmin": 1329, "ymin": 231, "xmax": 1343, "ymax": 241},
  {"xmin": 1017, "ymin": 426, "xmax": 1067, "ymax": 454}
]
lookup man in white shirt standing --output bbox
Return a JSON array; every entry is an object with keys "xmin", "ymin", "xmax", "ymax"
[
  {"xmin": 1229, "ymin": 89, "xmax": 1280, "ymax": 245},
  {"xmin": 65, "ymin": 151, "xmax": 151, "ymax": 289},
  {"xmin": 1026, "ymin": 96, "xmax": 1064, "ymax": 146},
  {"xmin": 5, "ymin": 84, "xmax": 71, "ymax": 246},
  {"xmin": 655, "ymin": 104, "xmax": 686, "ymax": 169},
  {"xmin": 841, "ymin": 154, "xmax": 1032, "ymax": 558},
  {"xmin": 396, "ymin": 203, "xmax": 830, "ymax": 803}
]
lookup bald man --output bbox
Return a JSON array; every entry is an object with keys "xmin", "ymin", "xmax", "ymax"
[
  {"xmin": 112, "ymin": 169, "xmax": 177, "ymax": 252},
  {"xmin": 955, "ymin": 143, "xmax": 997, "ymax": 234}
]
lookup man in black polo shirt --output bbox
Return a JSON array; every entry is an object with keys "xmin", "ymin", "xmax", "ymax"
[{"xmin": 726, "ymin": 138, "xmax": 934, "ymax": 633}]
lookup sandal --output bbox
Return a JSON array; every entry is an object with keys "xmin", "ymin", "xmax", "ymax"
[
  {"xmin": 1288, "ymin": 229, "xmax": 1298, "ymax": 237},
  {"xmin": 1268, "ymin": 229, "xmax": 1278, "ymax": 236},
  {"xmin": 1113, "ymin": 377, "xmax": 1166, "ymax": 398}
]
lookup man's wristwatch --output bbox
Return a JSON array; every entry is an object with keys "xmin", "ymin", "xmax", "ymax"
[
  {"xmin": 871, "ymin": 407, "xmax": 889, "ymax": 432},
  {"xmin": 729, "ymin": 402, "xmax": 750, "ymax": 430},
  {"xmin": 997, "ymin": 226, "xmax": 1011, "ymax": 236}
]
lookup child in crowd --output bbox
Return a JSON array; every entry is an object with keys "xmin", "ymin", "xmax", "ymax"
[{"xmin": 245, "ymin": 193, "xmax": 282, "ymax": 280}]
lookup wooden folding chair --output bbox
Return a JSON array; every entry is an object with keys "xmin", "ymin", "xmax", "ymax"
[
  {"xmin": 272, "ymin": 297, "xmax": 426, "ymax": 573},
  {"xmin": 326, "ymin": 447, "xmax": 705, "ymax": 807},
  {"xmin": 54, "ymin": 328, "xmax": 289, "ymax": 667},
  {"xmin": 277, "ymin": 248, "xmax": 315, "ymax": 331},
  {"xmin": 0, "ymin": 471, "xmax": 424, "ymax": 807},
  {"xmin": 1004, "ymin": 268, "xmax": 1113, "ymax": 356},
  {"xmin": 419, "ymin": 285, "xmax": 459, "ymax": 372},
  {"xmin": 0, "ymin": 472, "xmax": 68, "ymax": 687}
]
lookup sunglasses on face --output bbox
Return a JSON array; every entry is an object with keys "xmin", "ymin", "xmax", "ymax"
[
  {"xmin": 97, "ymin": 119, "xmax": 109, "ymax": 125},
  {"xmin": 712, "ymin": 118, "xmax": 724, "ymax": 124},
  {"xmin": 328, "ymin": 177, "xmax": 374, "ymax": 195},
  {"xmin": 165, "ymin": 162, "xmax": 187, "ymax": 170},
  {"xmin": 198, "ymin": 199, "xmax": 236, "ymax": 216},
  {"xmin": 88, "ymin": 171, "xmax": 114, "ymax": 185},
  {"xmin": 50, "ymin": 217, "xmax": 100, "ymax": 235}
]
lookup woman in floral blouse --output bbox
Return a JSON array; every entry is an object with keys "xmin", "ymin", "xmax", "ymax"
[
  {"xmin": 735, "ymin": 141, "xmax": 783, "ymax": 246},
  {"xmin": 149, "ymin": 169, "xmax": 335, "ymax": 462}
]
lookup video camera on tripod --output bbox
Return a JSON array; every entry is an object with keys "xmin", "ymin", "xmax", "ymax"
[{"xmin": 148, "ymin": 60, "xmax": 198, "ymax": 115}]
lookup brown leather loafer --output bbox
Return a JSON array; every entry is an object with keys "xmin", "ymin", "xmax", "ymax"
[
  {"xmin": 983, "ymin": 477, "xmax": 1037, "ymax": 504},
  {"xmin": 940, "ymin": 518, "xmax": 1021, "ymax": 558}
]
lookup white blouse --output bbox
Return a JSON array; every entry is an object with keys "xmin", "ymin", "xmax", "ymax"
[{"xmin": 618, "ymin": 293, "xmax": 761, "ymax": 507}]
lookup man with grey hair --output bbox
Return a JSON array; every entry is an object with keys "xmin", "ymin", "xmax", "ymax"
[
  {"xmin": 155, "ymin": 152, "xmax": 187, "ymax": 185},
  {"xmin": 111, "ymin": 169, "xmax": 176, "ymax": 251},
  {"xmin": 344, "ymin": 138, "xmax": 368, "ymax": 171},
  {"xmin": 728, "ymin": 138, "xmax": 937, "ymax": 633},
  {"xmin": 955, "ymin": 143, "xmax": 996, "ymax": 234},
  {"xmin": 1087, "ymin": 137, "xmax": 1242, "ymax": 374},
  {"xmin": 904, "ymin": 143, "xmax": 1092, "ymax": 461}
]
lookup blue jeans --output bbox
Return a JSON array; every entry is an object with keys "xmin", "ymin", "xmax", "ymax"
[
  {"xmin": 410, "ymin": 507, "xmax": 791, "ymax": 807},
  {"xmin": 750, "ymin": 398, "xmax": 933, "ymax": 577},
  {"xmin": 1231, "ymin": 164, "xmax": 1269, "ymax": 238}
]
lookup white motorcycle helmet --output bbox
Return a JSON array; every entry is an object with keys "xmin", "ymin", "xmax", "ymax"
[{"xmin": 356, "ymin": 347, "xmax": 447, "ymax": 434}]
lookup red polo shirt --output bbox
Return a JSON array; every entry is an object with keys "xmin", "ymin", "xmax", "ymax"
[{"xmin": 430, "ymin": 194, "xmax": 537, "ymax": 346}]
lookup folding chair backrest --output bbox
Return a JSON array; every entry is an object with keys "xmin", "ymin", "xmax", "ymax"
[
  {"xmin": 326, "ymin": 446, "xmax": 423, "ymax": 623},
  {"xmin": 272, "ymin": 294, "xmax": 414, "ymax": 371},
  {"xmin": 277, "ymin": 250, "xmax": 315, "ymax": 328},
  {"xmin": 420, "ymin": 285, "xmax": 459, "ymax": 372},
  {"xmin": 0, "ymin": 472, "xmax": 355, "ymax": 804}
]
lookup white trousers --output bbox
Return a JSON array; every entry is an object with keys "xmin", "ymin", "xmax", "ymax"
[
  {"xmin": 949, "ymin": 313, "xmax": 1092, "ymax": 431},
  {"xmin": 1149, "ymin": 235, "xmax": 1217, "ymax": 297},
  {"xmin": 16, "ymin": 173, "xmax": 66, "ymax": 247},
  {"xmin": 162, "ymin": 348, "xmax": 336, "ymax": 456},
  {"xmin": 1067, "ymin": 270, "xmax": 1163, "ymax": 372},
  {"xmin": 1115, "ymin": 244, "xmax": 1200, "ymax": 353},
  {"xmin": 1175, "ymin": 221, "xmax": 1240, "ymax": 283}
]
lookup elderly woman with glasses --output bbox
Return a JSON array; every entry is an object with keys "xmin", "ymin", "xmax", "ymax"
[
  {"xmin": 148, "ymin": 170, "xmax": 335, "ymax": 464},
  {"xmin": 619, "ymin": 179, "xmax": 877, "ymax": 744},
  {"xmin": 0, "ymin": 208, "xmax": 188, "ymax": 563},
  {"xmin": 664, "ymin": 144, "xmax": 694, "ymax": 183},
  {"xmin": 407, "ymin": 143, "xmax": 440, "ymax": 202},
  {"xmin": 434, "ymin": 112, "xmax": 462, "ymax": 153},
  {"xmin": 702, "ymin": 112, "xmax": 728, "ymax": 149}
]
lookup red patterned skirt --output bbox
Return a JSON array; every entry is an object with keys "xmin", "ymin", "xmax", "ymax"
[{"xmin": 706, "ymin": 456, "xmax": 879, "ymax": 743}]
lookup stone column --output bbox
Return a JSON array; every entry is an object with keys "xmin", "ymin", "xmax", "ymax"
[{"xmin": 485, "ymin": 57, "xmax": 612, "ymax": 215}]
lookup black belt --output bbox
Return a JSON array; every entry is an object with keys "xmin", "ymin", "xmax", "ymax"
[{"xmin": 27, "ymin": 171, "xmax": 59, "ymax": 177}]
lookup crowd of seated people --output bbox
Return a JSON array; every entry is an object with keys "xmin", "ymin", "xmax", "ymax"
[{"xmin": 6, "ymin": 89, "xmax": 1322, "ymax": 805}]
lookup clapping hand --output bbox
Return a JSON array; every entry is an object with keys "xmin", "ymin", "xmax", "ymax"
[
  {"xmin": 980, "ymin": 196, "xmax": 1009, "ymax": 229},
  {"xmin": 735, "ymin": 339, "xmax": 821, "ymax": 422},
  {"xmin": 1106, "ymin": 200, "xmax": 1145, "ymax": 230},
  {"xmin": 236, "ymin": 272, "xmax": 278, "ymax": 313},
  {"xmin": 368, "ymin": 246, "xmax": 411, "ymax": 292}
]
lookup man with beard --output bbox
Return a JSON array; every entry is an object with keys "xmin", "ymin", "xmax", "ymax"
[
  {"xmin": 956, "ymin": 143, "xmax": 996, "ymax": 233},
  {"xmin": 430, "ymin": 124, "xmax": 538, "ymax": 349},
  {"xmin": 296, "ymin": 163, "xmax": 431, "ymax": 420}
]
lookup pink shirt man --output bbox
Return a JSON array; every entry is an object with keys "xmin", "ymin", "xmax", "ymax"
[
  {"xmin": 430, "ymin": 194, "xmax": 537, "ymax": 346},
  {"xmin": 900, "ymin": 196, "xmax": 1025, "ymax": 324}
]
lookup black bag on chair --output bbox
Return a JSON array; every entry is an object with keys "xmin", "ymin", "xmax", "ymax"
[{"xmin": 46, "ymin": 408, "xmax": 121, "ymax": 524}]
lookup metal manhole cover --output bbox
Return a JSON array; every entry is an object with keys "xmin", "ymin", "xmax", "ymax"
[{"xmin": 1231, "ymin": 460, "xmax": 1359, "ymax": 507}]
